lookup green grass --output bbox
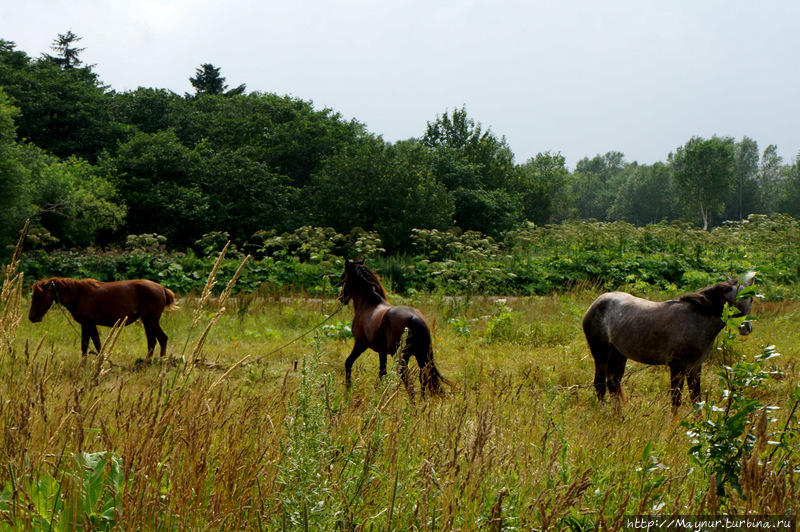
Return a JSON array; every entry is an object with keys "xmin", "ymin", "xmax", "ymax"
[{"xmin": 2, "ymin": 289, "xmax": 799, "ymax": 529}]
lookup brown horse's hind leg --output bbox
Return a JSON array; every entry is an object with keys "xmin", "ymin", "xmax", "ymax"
[
  {"xmin": 154, "ymin": 323, "xmax": 168, "ymax": 357},
  {"xmin": 669, "ymin": 363, "xmax": 686, "ymax": 408},
  {"xmin": 143, "ymin": 321, "xmax": 158, "ymax": 360},
  {"xmin": 686, "ymin": 364, "xmax": 702, "ymax": 405},
  {"xmin": 89, "ymin": 324, "xmax": 101, "ymax": 354}
]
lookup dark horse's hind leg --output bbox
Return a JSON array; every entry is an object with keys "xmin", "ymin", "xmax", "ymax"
[
  {"xmin": 606, "ymin": 347, "xmax": 628, "ymax": 401},
  {"xmin": 669, "ymin": 363, "xmax": 686, "ymax": 407},
  {"xmin": 379, "ymin": 351, "xmax": 388, "ymax": 378}
]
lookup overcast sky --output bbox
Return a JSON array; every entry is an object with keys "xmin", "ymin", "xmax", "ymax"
[{"xmin": 4, "ymin": 0, "xmax": 799, "ymax": 168}]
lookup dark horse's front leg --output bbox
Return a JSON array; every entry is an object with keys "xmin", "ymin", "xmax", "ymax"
[
  {"xmin": 344, "ymin": 342, "xmax": 367, "ymax": 389},
  {"xmin": 379, "ymin": 351, "xmax": 387, "ymax": 378}
]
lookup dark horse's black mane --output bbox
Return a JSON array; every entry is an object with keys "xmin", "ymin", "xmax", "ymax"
[
  {"xmin": 348, "ymin": 263, "xmax": 389, "ymax": 304},
  {"xmin": 678, "ymin": 282, "xmax": 735, "ymax": 316}
]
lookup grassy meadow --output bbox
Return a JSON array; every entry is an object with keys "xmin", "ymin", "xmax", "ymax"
[{"xmin": 2, "ymin": 264, "xmax": 799, "ymax": 529}]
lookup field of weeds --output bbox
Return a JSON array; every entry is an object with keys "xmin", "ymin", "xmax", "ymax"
[{"xmin": 1, "ymin": 252, "xmax": 800, "ymax": 529}]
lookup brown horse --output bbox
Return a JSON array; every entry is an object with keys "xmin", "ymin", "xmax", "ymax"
[
  {"xmin": 338, "ymin": 260, "xmax": 449, "ymax": 396},
  {"xmin": 582, "ymin": 275, "xmax": 754, "ymax": 407},
  {"xmin": 29, "ymin": 277, "xmax": 178, "ymax": 359}
]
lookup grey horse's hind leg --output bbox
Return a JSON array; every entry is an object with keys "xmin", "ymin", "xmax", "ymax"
[
  {"xmin": 606, "ymin": 347, "xmax": 628, "ymax": 402},
  {"xmin": 587, "ymin": 337, "xmax": 609, "ymax": 401},
  {"xmin": 669, "ymin": 363, "xmax": 686, "ymax": 407},
  {"xmin": 686, "ymin": 364, "xmax": 702, "ymax": 404}
]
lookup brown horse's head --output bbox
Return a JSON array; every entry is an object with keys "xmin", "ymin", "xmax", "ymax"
[
  {"xmin": 29, "ymin": 278, "xmax": 59, "ymax": 322},
  {"xmin": 680, "ymin": 272, "xmax": 756, "ymax": 335}
]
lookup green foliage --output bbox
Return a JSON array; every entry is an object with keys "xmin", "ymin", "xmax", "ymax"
[
  {"xmin": 0, "ymin": 451, "xmax": 125, "ymax": 530},
  {"xmin": 672, "ymin": 136, "xmax": 736, "ymax": 230},
  {"xmin": 680, "ymin": 298, "xmax": 786, "ymax": 500}
]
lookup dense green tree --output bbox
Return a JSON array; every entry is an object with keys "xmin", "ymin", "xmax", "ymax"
[
  {"xmin": 568, "ymin": 152, "xmax": 626, "ymax": 221},
  {"xmin": 195, "ymin": 145, "xmax": 295, "ymax": 239},
  {"xmin": 43, "ymin": 30, "xmax": 85, "ymax": 70},
  {"xmin": 26, "ymin": 153, "xmax": 126, "ymax": 247},
  {"xmin": 758, "ymin": 144, "xmax": 783, "ymax": 214},
  {"xmin": 512, "ymin": 152, "xmax": 569, "ymax": 224},
  {"xmin": 311, "ymin": 138, "xmax": 453, "ymax": 251},
  {"xmin": 725, "ymin": 136, "xmax": 759, "ymax": 220},
  {"xmin": 188, "ymin": 63, "xmax": 245, "ymax": 97},
  {"xmin": 0, "ymin": 38, "xmax": 118, "ymax": 161},
  {"xmin": 608, "ymin": 163, "xmax": 677, "ymax": 225},
  {"xmin": 778, "ymin": 153, "xmax": 800, "ymax": 218},
  {"xmin": 102, "ymin": 130, "xmax": 207, "ymax": 246},
  {"xmin": 0, "ymin": 87, "xmax": 29, "ymax": 246},
  {"xmin": 671, "ymin": 136, "xmax": 736, "ymax": 230},
  {"xmin": 110, "ymin": 87, "xmax": 182, "ymax": 135},
  {"xmin": 451, "ymin": 188, "xmax": 522, "ymax": 237},
  {"xmin": 422, "ymin": 106, "xmax": 515, "ymax": 191}
]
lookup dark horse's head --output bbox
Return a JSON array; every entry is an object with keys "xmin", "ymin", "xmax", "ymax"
[
  {"xmin": 682, "ymin": 273, "xmax": 756, "ymax": 335},
  {"xmin": 339, "ymin": 259, "xmax": 388, "ymax": 306},
  {"xmin": 29, "ymin": 278, "xmax": 59, "ymax": 323}
]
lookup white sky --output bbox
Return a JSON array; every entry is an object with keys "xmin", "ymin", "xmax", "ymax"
[{"xmin": 4, "ymin": 0, "xmax": 799, "ymax": 168}]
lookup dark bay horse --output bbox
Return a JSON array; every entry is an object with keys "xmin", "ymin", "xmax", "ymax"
[
  {"xmin": 582, "ymin": 275, "xmax": 754, "ymax": 407},
  {"xmin": 29, "ymin": 277, "xmax": 178, "ymax": 359},
  {"xmin": 339, "ymin": 260, "xmax": 449, "ymax": 396}
]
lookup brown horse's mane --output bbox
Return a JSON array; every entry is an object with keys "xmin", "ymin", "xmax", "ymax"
[
  {"xmin": 678, "ymin": 282, "xmax": 734, "ymax": 315},
  {"xmin": 349, "ymin": 264, "xmax": 388, "ymax": 304},
  {"xmin": 38, "ymin": 277, "xmax": 102, "ymax": 305}
]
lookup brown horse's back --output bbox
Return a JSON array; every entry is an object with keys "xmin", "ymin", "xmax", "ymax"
[{"xmin": 86, "ymin": 280, "xmax": 171, "ymax": 326}]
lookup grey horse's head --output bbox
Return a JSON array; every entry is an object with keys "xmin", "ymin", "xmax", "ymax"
[{"xmin": 726, "ymin": 272, "xmax": 756, "ymax": 335}]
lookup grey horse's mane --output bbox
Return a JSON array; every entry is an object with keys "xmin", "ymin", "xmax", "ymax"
[{"xmin": 678, "ymin": 282, "xmax": 734, "ymax": 315}]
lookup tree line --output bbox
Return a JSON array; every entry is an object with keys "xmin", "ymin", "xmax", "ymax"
[{"xmin": 2, "ymin": 33, "xmax": 800, "ymax": 256}]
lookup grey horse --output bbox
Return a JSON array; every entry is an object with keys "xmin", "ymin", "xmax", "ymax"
[{"xmin": 582, "ymin": 275, "xmax": 754, "ymax": 407}]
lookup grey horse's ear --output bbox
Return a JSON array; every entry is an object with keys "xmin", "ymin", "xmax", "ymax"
[
  {"xmin": 725, "ymin": 274, "xmax": 736, "ymax": 285},
  {"xmin": 355, "ymin": 258, "xmax": 365, "ymax": 265}
]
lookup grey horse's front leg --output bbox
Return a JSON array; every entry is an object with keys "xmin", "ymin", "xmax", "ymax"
[
  {"xmin": 686, "ymin": 364, "xmax": 702, "ymax": 404},
  {"xmin": 669, "ymin": 363, "xmax": 686, "ymax": 408}
]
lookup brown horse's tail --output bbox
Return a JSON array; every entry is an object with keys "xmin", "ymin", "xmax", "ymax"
[
  {"xmin": 402, "ymin": 317, "xmax": 452, "ymax": 396},
  {"xmin": 164, "ymin": 287, "xmax": 180, "ymax": 311}
]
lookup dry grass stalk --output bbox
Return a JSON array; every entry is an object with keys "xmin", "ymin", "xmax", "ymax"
[
  {"xmin": 192, "ymin": 240, "xmax": 230, "ymax": 328},
  {"xmin": 0, "ymin": 220, "xmax": 28, "ymax": 358}
]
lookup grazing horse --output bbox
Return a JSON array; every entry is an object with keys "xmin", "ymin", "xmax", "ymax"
[
  {"xmin": 582, "ymin": 275, "xmax": 754, "ymax": 407},
  {"xmin": 29, "ymin": 277, "xmax": 178, "ymax": 359},
  {"xmin": 338, "ymin": 259, "xmax": 449, "ymax": 396}
]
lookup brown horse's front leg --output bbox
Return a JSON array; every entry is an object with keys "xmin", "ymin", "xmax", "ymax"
[
  {"xmin": 687, "ymin": 365, "xmax": 702, "ymax": 405},
  {"xmin": 89, "ymin": 324, "xmax": 101, "ymax": 354},
  {"xmin": 80, "ymin": 324, "xmax": 92, "ymax": 356},
  {"xmin": 669, "ymin": 363, "xmax": 686, "ymax": 408},
  {"xmin": 345, "ymin": 343, "xmax": 367, "ymax": 388}
]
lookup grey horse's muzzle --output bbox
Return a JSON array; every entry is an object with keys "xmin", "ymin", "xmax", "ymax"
[{"xmin": 739, "ymin": 321, "xmax": 753, "ymax": 335}]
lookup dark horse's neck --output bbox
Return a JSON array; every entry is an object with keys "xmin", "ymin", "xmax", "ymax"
[{"xmin": 348, "ymin": 265, "xmax": 389, "ymax": 312}]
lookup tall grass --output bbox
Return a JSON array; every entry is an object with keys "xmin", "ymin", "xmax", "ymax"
[{"xmin": 2, "ymin": 256, "xmax": 799, "ymax": 527}]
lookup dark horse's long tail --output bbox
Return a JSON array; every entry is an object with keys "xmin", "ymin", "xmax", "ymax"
[{"xmin": 401, "ymin": 317, "xmax": 452, "ymax": 396}]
